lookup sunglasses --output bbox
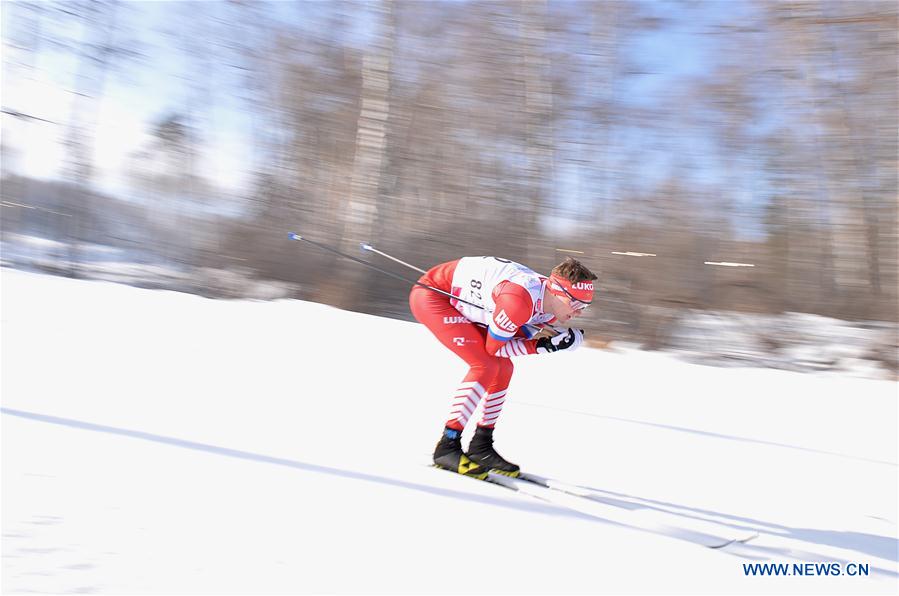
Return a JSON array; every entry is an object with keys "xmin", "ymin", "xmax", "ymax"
[{"xmin": 554, "ymin": 284, "xmax": 591, "ymax": 311}]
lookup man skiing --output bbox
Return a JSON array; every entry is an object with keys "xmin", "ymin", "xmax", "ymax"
[{"xmin": 409, "ymin": 256, "xmax": 597, "ymax": 479}]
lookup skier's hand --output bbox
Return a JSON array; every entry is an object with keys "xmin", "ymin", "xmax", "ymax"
[{"xmin": 535, "ymin": 328, "xmax": 584, "ymax": 354}]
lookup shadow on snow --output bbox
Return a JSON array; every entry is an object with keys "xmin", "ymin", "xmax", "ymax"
[{"xmin": 3, "ymin": 406, "xmax": 896, "ymax": 574}]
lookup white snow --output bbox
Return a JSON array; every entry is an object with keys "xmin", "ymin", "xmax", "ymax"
[{"xmin": 2, "ymin": 268, "xmax": 897, "ymax": 595}]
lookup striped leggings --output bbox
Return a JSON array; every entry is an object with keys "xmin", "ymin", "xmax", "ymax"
[{"xmin": 409, "ymin": 284, "xmax": 513, "ymax": 431}]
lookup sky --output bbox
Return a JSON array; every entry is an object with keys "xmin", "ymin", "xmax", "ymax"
[
  {"xmin": 0, "ymin": 0, "xmax": 771, "ymax": 236},
  {"xmin": 1, "ymin": 0, "xmax": 257, "ymax": 196}
]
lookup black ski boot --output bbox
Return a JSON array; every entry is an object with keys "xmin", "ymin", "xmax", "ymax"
[
  {"xmin": 466, "ymin": 426, "xmax": 520, "ymax": 477},
  {"xmin": 433, "ymin": 427, "xmax": 488, "ymax": 479}
]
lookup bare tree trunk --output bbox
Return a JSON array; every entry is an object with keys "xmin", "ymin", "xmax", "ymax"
[
  {"xmin": 782, "ymin": 2, "xmax": 870, "ymax": 300},
  {"xmin": 339, "ymin": 0, "xmax": 394, "ymax": 309},
  {"xmin": 816, "ymin": 2, "xmax": 886, "ymax": 298},
  {"xmin": 63, "ymin": 0, "xmax": 120, "ymax": 277},
  {"xmin": 520, "ymin": 0, "xmax": 553, "ymax": 265},
  {"xmin": 590, "ymin": 0, "xmax": 619, "ymax": 238}
]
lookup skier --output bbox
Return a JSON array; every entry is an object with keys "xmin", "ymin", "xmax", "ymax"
[{"xmin": 409, "ymin": 256, "xmax": 597, "ymax": 479}]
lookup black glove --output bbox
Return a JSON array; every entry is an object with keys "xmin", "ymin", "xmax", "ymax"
[{"xmin": 535, "ymin": 328, "xmax": 584, "ymax": 354}]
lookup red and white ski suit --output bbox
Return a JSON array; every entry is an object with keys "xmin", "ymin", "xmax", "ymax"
[{"xmin": 409, "ymin": 257, "xmax": 557, "ymax": 431}]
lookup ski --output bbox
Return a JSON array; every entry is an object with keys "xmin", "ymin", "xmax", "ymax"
[
  {"xmin": 512, "ymin": 472, "xmax": 758, "ymax": 549},
  {"xmin": 430, "ymin": 465, "xmax": 757, "ymax": 549}
]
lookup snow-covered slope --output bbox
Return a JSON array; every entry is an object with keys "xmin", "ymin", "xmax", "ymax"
[{"xmin": 2, "ymin": 268, "xmax": 896, "ymax": 594}]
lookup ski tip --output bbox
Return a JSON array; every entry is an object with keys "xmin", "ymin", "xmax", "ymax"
[
  {"xmin": 360, "ymin": 242, "xmax": 372, "ymax": 251},
  {"xmin": 288, "ymin": 232, "xmax": 301, "ymax": 241},
  {"xmin": 708, "ymin": 531, "xmax": 759, "ymax": 549}
]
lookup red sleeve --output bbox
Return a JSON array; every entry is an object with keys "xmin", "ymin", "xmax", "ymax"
[{"xmin": 484, "ymin": 281, "xmax": 534, "ymax": 355}]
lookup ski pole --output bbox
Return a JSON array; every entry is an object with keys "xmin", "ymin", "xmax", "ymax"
[
  {"xmin": 357, "ymin": 240, "xmax": 566, "ymax": 337},
  {"xmin": 288, "ymin": 233, "xmax": 487, "ymax": 311},
  {"xmin": 360, "ymin": 242, "xmax": 427, "ymax": 275}
]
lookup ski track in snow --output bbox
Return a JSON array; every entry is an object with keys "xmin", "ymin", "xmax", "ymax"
[{"xmin": 2, "ymin": 268, "xmax": 897, "ymax": 595}]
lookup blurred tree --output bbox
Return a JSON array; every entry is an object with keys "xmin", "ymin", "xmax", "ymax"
[
  {"xmin": 762, "ymin": 0, "xmax": 897, "ymax": 319},
  {"xmin": 338, "ymin": 0, "xmax": 395, "ymax": 310},
  {"xmin": 5, "ymin": 0, "xmax": 893, "ymax": 335},
  {"xmin": 519, "ymin": 0, "xmax": 554, "ymax": 265},
  {"xmin": 56, "ymin": 0, "xmax": 140, "ymax": 275}
]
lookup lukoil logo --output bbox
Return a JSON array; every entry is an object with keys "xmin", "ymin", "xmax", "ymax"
[
  {"xmin": 572, "ymin": 281, "xmax": 593, "ymax": 291},
  {"xmin": 443, "ymin": 316, "xmax": 468, "ymax": 325}
]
